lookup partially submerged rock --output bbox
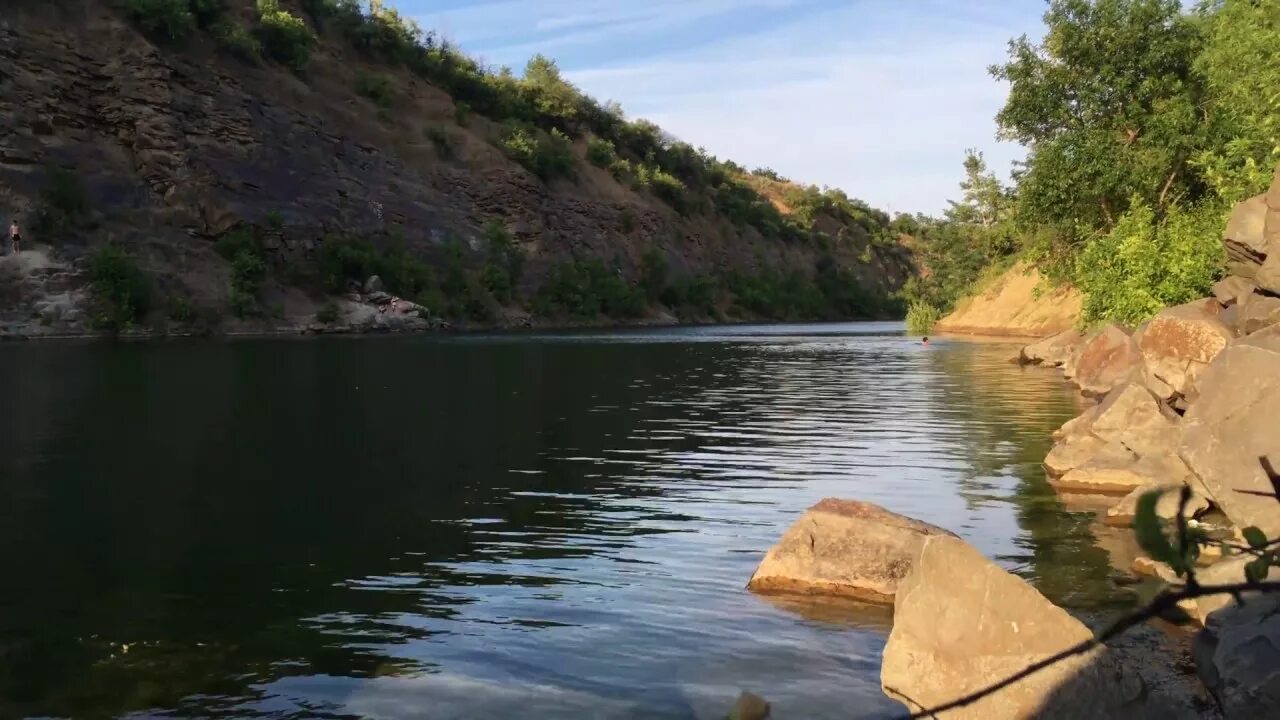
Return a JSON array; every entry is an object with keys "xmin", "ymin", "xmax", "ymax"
[
  {"xmin": 1087, "ymin": 383, "xmax": 1180, "ymax": 458},
  {"xmin": 747, "ymin": 499, "xmax": 955, "ymax": 601},
  {"xmin": 881, "ymin": 534, "xmax": 1158, "ymax": 719},
  {"xmin": 1179, "ymin": 342, "xmax": 1280, "ymax": 536},
  {"xmin": 1194, "ymin": 594, "xmax": 1280, "ymax": 720},
  {"xmin": 1052, "ymin": 456, "xmax": 1152, "ymax": 496},
  {"xmin": 1074, "ymin": 324, "xmax": 1144, "ymax": 397},
  {"xmin": 1020, "ymin": 328, "xmax": 1084, "ymax": 367},
  {"xmin": 1044, "ymin": 436, "xmax": 1135, "ymax": 478},
  {"xmin": 1138, "ymin": 299, "xmax": 1235, "ymax": 401}
]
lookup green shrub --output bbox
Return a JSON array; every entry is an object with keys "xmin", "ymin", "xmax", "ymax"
[
  {"xmin": 454, "ymin": 101, "xmax": 472, "ymax": 126},
  {"xmin": 500, "ymin": 122, "xmax": 575, "ymax": 180},
  {"xmin": 661, "ymin": 275, "xmax": 718, "ymax": 319},
  {"xmin": 424, "ymin": 125, "xmax": 452, "ymax": 158},
  {"xmin": 905, "ymin": 301, "xmax": 941, "ymax": 334},
  {"xmin": 315, "ymin": 236, "xmax": 435, "ymax": 300},
  {"xmin": 639, "ymin": 248, "xmax": 668, "ymax": 302},
  {"xmin": 33, "ymin": 166, "xmax": 90, "ymax": 241},
  {"xmin": 213, "ymin": 20, "xmax": 262, "ymax": 62},
  {"xmin": 89, "ymin": 245, "xmax": 152, "ymax": 330},
  {"xmin": 229, "ymin": 249, "xmax": 267, "ymax": 317},
  {"xmin": 536, "ymin": 259, "xmax": 645, "ymax": 319},
  {"xmin": 586, "ymin": 137, "xmax": 616, "ymax": 168},
  {"xmin": 1075, "ymin": 201, "xmax": 1226, "ymax": 327},
  {"xmin": 167, "ymin": 295, "xmax": 196, "ymax": 323},
  {"xmin": 124, "ymin": 0, "xmax": 196, "ymax": 41},
  {"xmin": 188, "ymin": 0, "xmax": 227, "ymax": 27},
  {"xmin": 316, "ymin": 299, "xmax": 340, "ymax": 324},
  {"xmin": 255, "ymin": 0, "xmax": 313, "ymax": 71},
  {"xmin": 355, "ymin": 73, "xmax": 395, "ymax": 108},
  {"xmin": 635, "ymin": 165, "xmax": 686, "ymax": 212},
  {"xmin": 480, "ymin": 222, "xmax": 522, "ymax": 303}
]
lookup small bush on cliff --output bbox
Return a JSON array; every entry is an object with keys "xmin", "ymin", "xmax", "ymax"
[
  {"xmin": 500, "ymin": 122, "xmax": 575, "ymax": 181},
  {"xmin": 355, "ymin": 74, "xmax": 395, "ymax": 109},
  {"xmin": 213, "ymin": 21, "xmax": 263, "ymax": 62},
  {"xmin": 586, "ymin": 137, "xmax": 616, "ymax": 168},
  {"xmin": 124, "ymin": 0, "xmax": 196, "ymax": 41},
  {"xmin": 905, "ymin": 301, "xmax": 941, "ymax": 334},
  {"xmin": 536, "ymin": 260, "xmax": 645, "ymax": 319},
  {"xmin": 89, "ymin": 245, "xmax": 152, "ymax": 330},
  {"xmin": 1075, "ymin": 201, "xmax": 1226, "ymax": 327},
  {"xmin": 255, "ymin": 0, "xmax": 314, "ymax": 71},
  {"xmin": 480, "ymin": 222, "xmax": 523, "ymax": 304}
]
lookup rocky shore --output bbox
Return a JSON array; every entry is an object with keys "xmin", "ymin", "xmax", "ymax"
[{"xmin": 745, "ymin": 172, "xmax": 1280, "ymax": 718}]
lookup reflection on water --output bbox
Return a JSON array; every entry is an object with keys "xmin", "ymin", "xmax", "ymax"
[{"xmin": 0, "ymin": 323, "xmax": 1133, "ymax": 719}]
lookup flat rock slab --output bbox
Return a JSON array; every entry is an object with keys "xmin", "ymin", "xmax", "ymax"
[{"xmin": 747, "ymin": 499, "xmax": 956, "ymax": 602}]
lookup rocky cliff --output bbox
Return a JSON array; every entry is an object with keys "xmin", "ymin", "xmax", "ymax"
[{"xmin": 0, "ymin": 0, "xmax": 913, "ymax": 337}]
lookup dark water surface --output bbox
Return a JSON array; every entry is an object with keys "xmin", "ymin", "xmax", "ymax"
[{"xmin": 0, "ymin": 322, "xmax": 1133, "ymax": 719}]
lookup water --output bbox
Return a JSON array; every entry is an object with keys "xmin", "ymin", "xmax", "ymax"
[{"xmin": 0, "ymin": 322, "xmax": 1136, "ymax": 719}]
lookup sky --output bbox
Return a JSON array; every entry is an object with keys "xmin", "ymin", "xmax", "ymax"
[{"xmin": 403, "ymin": 0, "xmax": 1049, "ymax": 215}]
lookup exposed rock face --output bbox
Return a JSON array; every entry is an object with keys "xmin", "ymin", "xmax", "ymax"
[
  {"xmin": 1019, "ymin": 328, "xmax": 1084, "ymax": 367},
  {"xmin": 1256, "ymin": 254, "xmax": 1280, "ymax": 295},
  {"xmin": 1052, "ymin": 457, "xmax": 1153, "ymax": 496},
  {"xmin": 935, "ymin": 263, "xmax": 1083, "ymax": 337},
  {"xmin": 746, "ymin": 499, "xmax": 955, "ymax": 601},
  {"xmin": 1074, "ymin": 324, "xmax": 1144, "ymax": 397},
  {"xmin": 1194, "ymin": 594, "xmax": 1280, "ymax": 720},
  {"xmin": 881, "ymin": 534, "xmax": 1160, "ymax": 719},
  {"xmin": 1179, "ymin": 342, "xmax": 1280, "ymax": 535},
  {"xmin": 1137, "ymin": 299, "xmax": 1235, "ymax": 401}
]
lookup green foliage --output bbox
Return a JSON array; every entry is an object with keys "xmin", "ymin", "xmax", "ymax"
[
  {"xmin": 586, "ymin": 137, "xmax": 617, "ymax": 168},
  {"xmin": 316, "ymin": 299, "xmax": 341, "ymax": 324},
  {"xmin": 1193, "ymin": 0, "xmax": 1280, "ymax": 203},
  {"xmin": 479, "ymin": 222, "xmax": 523, "ymax": 304},
  {"xmin": 905, "ymin": 301, "xmax": 942, "ymax": 334},
  {"xmin": 1075, "ymin": 200, "xmax": 1225, "ymax": 326},
  {"xmin": 661, "ymin": 275, "xmax": 719, "ymax": 319},
  {"xmin": 89, "ymin": 245, "xmax": 152, "ymax": 330},
  {"xmin": 499, "ymin": 122, "xmax": 575, "ymax": 180},
  {"xmin": 537, "ymin": 259, "xmax": 646, "ymax": 319},
  {"xmin": 992, "ymin": 0, "xmax": 1204, "ymax": 236},
  {"xmin": 315, "ymin": 236, "xmax": 434, "ymax": 300},
  {"xmin": 454, "ymin": 101, "xmax": 471, "ymax": 127},
  {"xmin": 255, "ymin": 0, "xmax": 314, "ymax": 71},
  {"xmin": 634, "ymin": 165, "xmax": 686, "ymax": 212},
  {"xmin": 213, "ymin": 20, "xmax": 262, "ymax": 62},
  {"xmin": 123, "ymin": 0, "xmax": 196, "ymax": 41},
  {"xmin": 188, "ymin": 0, "xmax": 227, "ymax": 27},
  {"xmin": 33, "ymin": 166, "xmax": 90, "ymax": 242},
  {"xmin": 424, "ymin": 125, "xmax": 452, "ymax": 158},
  {"xmin": 167, "ymin": 295, "xmax": 196, "ymax": 323},
  {"xmin": 215, "ymin": 228, "xmax": 267, "ymax": 317},
  {"xmin": 355, "ymin": 73, "xmax": 395, "ymax": 108},
  {"xmin": 639, "ymin": 248, "xmax": 669, "ymax": 302}
]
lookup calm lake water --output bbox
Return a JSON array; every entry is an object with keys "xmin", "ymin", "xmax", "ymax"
[{"xmin": 0, "ymin": 322, "xmax": 1137, "ymax": 719}]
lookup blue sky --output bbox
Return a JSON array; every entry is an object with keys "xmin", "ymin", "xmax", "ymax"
[{"xmin": 403, "ymin": 0, "xmax": 1048, "ymax": 215}]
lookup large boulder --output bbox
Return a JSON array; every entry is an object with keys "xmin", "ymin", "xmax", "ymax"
[
  {"xmin": 1224, "ymin": 194, "xmax": 1270, "ymax": 277},
  {"xmin": 746, "ymin": 499, "xmax": 955, "ymax": 601},
  {"xmin": 1212, "ymin": 276, "xmax": 1259, "ymax": 307},
  {"xmin": 1020, "ymin": 328, "xmax": 1084, "ymax": 367},
  {"xmin": 1238, "ymin": 294, "xmax": 1280, "ymax": 335},
  {"xmin": 1256, "ymin": 253, "xmax": 1280, "ymax": 296},
  {"xmin": 1073, "ymin": 324, "xmax": 1143, "ymax": 397},
  {"xmin": 881, "ymin": 534, "xmax": 1157, "ymax": 719},
  {"xmin": 1052, "ymin": 456, "xmax": 1153, "ymax": 496},
  {"xmin": 1044, "ymin": 435, "xmax": 1135, "ymax": 478},
  {"xmin": 1194, "ymin": 594, "xmax": 1280, "ymax": 720},
  {"xmin": 1087, "ymin": 383, "xmax": 1180, "ymax": 458},
  {"xmin": 1137, "ymin": 299, "xmax": 1235, "ymax": 400},
  {"xmin": 1179, "ymin": 342, "xmax": 1280, "ymax": 536}
]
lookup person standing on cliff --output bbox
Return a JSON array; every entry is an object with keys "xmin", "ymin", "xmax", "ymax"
[{"xmin": 8, "ymin": 219, "xmax": 20, "ymax": 256}]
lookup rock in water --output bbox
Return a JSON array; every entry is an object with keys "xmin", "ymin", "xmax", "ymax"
[
  {"xmin": 727, "ymin": 691, "xmax": 770, "ymax": 720},
  {"xmin": 1137, "ymin": 299, "xmax": 1235, "ymax": 401},
  {"xmin": 880, "ymin": 534, "xmax": 1162, "ymax": 719},
  {"xmin": 1194, "ymin": 594, "xmax": 1280, "ymax": 720},
  {"xmin": 1073, "ymin": 324, "xmax": 1143, "ymax": 397},
  {"xmin": 1179, "ymin": 342, "xmax": 1280, "ymax": 536},
  {"xmin": 747, "ymin": 499, "xmax": 955, "ymax": 601},
  {"xmin": 1020, "ymin": 328, "xmax": 1084, "ymax": 367}
]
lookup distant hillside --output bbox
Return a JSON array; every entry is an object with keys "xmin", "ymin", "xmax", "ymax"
[{"xmin": 0, "ymin": 0, "xmax": 914, "ymax": 336}]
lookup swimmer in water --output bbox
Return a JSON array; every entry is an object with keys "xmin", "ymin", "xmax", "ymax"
[{"xmin": 922, "ymin": 336, "xmax": 930, "ymax": 345}]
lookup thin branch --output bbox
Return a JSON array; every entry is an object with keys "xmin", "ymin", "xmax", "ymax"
[{"xmin": 893, "ymin": 581, "xmax": 1280, "ymax": 719}]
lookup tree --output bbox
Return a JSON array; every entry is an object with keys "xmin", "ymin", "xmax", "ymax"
[
  {"xmin": 946, "ymin": 150, "xmax": 1010, "ymax": 230},
  {"xmin": 991, "ymin": 0, "xmax": 1205, "ymax": 235}
]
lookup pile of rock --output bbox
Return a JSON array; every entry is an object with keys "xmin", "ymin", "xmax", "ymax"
[{"xmin": 305, "ymin": 274, "xmax": 446, "ymax": 334}]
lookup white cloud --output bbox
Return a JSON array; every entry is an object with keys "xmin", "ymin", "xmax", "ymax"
[{"xmin": 416, "ymin": 0, "xmax": 1043, "ymax": 214}]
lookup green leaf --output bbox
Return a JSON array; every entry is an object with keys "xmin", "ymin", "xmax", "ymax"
[
  {"xmin": 1134, "ymin": 490, "xmax": 1176, "ymax": 565},
  {"xmin": 1245, "ymin": 557, "xmax": 1269, "ymax": 584},
  {"xmin": 1243, "ymin": 526, "xmax": 1268, "ymax": 549}
]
